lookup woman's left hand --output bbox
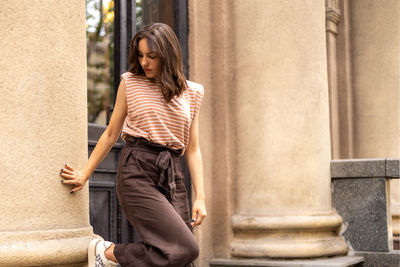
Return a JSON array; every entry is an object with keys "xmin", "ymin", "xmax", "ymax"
[{"xmin": 191, "ymin": 199, "xmax": 207, "ymax": 228}]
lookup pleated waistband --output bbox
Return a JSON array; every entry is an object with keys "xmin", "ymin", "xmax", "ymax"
[{"xmin": 123, "ymin": 135, "xmax": 182, "ymax": 157}]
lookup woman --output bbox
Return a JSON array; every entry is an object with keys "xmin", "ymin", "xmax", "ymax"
[{"xmin": 60, "ymin": 23, "xmax": 206, "ymax": 267}]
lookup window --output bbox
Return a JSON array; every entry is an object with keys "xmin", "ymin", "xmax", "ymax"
[{"xmin": 86, "ymin": 0, "xmax": 115, "ymax": 125}]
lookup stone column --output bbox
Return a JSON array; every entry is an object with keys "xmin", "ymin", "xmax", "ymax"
[
  {"xmin": 188, "ymin": 0, "xmax": 236, "ymax": 265},
  {"xmin": 0, "ymin": 1, "xmax": 93, "ymax": 266},
  {"xmin": 349, "ymin": 0, "xmax": 400, "ymax": 240},
  {"xmin": 190, "ymin": 0, "xmax": 348, "ymax": 263},
  {"xmin": 228, "ymin": 0, "xmax": 347, "ymax": 258}
]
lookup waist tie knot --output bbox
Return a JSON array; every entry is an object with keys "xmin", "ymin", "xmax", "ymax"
[
  {"xmin": 155, "ymin": 150, "xmax": 176, "ymax": 202},
  {"xmin": 123, "ymin": 136, "xmax": 181, "ymax": 202}
]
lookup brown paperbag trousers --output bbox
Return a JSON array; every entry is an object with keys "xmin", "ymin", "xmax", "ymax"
[{"xmin": 114, "ymin": 136, "xmax": 199, "ymax": 267}]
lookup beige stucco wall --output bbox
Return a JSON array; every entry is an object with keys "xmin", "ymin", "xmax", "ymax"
[
  {"xmin": 0, "ymin": 1, "xmax": 92, "ymax": 266},
  {"xmin": 349, "ymin": 0, "xmax": 400, "ymax": 234}
]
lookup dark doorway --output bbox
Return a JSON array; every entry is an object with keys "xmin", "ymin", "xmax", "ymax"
[{"xmin": 88, "ymin": 0, "xmax": 190, "ymax": 244}]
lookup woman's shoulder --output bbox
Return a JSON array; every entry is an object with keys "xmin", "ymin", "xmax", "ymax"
[
  {"xmin": 121, "ymin": 72, "xmax": 147, "ymax": 82},
  {"xmin": 186, "ymin": 80, "xmax": 204, "ymax": 95}
]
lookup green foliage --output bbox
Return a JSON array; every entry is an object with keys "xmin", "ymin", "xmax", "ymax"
[
  {"xmin": 136, "ymin": 0, "xmax": 143, "ymax": 31},
  {"xmin": 86, "ymin": 0, "xmax": 115, "ymax": 124}
]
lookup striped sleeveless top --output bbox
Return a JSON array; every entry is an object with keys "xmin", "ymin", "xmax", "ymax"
[{"xmin": 120, "ymin": 72, "xmax": 204, "ymax": 154}]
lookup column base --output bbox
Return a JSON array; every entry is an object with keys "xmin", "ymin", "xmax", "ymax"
[
  {"xmin": 231, "ymin": 213, "xmax": 348, "ymax": 258},
  {"xmin": 35, "ymin": 263, "xmax": 88, "ymax": 267},
  {"xmin": 210, "ymin": 256, "xmax": 364, "ymax": 267},
  {"xmin": 0, "ymin": 227, "xmax": 94, "ymax": 267}
]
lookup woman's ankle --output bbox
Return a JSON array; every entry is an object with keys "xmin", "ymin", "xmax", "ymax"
[{"xmin": 105, "ymin": 243, "xmax": 118, "ymax": 263}]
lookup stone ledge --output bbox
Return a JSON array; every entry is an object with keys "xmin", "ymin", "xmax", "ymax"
[
  {"xmin": 210, "ymin": 256, "xmax": 364, "ymax": 267},
  {"xmin": 331, "ymin": 158, "xmax": 399, "ymax": 179},
  {"xmin": 386, "ymin": 159, "xmax": 400, "ymax": 178},
  {"xmin": 354, "ymin": 251, "xmax": 400, "ymax": 267}
]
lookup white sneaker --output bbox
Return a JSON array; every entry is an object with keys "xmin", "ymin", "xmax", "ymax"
[{"xmin": 88, "ymin": 238, "xmax": 118, "ymax": 267}]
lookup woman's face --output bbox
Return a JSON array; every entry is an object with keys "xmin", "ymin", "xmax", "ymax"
[{"xmin": 138, "ymin": 38, "xmax": 161, "ymax": 79}]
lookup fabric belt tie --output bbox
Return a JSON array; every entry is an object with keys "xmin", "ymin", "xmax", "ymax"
[
  {"xmin": 155, "ymin": 150, "xmax": 176, "ymax": 202},
  {"xmin": 123, "ymin": 136, "xmax": 180, "ymax": 202},
  {"xmin": 127, "ymin": 148, "xmax": 176, "ymax": 202}
]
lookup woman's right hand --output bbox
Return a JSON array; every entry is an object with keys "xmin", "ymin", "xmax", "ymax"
[
  {"xmin": 59, "ymin": 80, "xmax": 127, "ymax": 194},
  {"xmin": 60, "ymin": 164, "xmax": 89, "ymax": 193}
]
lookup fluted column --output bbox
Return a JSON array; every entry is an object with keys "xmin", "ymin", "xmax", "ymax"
[
  {"xmin": 0, "ymin": 1, "xmax": 93, "ymax": 266},
  {"xmin": 229, "ymin": 0, "xmax": 347, "ymax": 258},
  {"xmin": 326, "ymin": 0, "xmax": 342, "ymax": 159}
]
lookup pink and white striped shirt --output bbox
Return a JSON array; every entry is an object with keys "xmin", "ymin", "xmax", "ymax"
[{"xmin": 120, "ymin": 72, "xmax": 204, "ymax": 154}]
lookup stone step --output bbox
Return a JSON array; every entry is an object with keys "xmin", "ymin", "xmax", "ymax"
[
  {"xmin": 209, "ymin": 256, "xmax": 364, "ymax": 267},
  {"xmin": 354, "ymin": 251, "xmax": 400, "ymax": 267}
]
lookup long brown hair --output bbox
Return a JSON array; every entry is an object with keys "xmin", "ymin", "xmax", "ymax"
[{"xmin": 128, "ymin": 23, "xmax": 187, "ymax": 103}]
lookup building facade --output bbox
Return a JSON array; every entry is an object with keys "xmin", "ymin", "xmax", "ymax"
[{"xmin": 0, "ymin": 0, "xmax": 398, "ymax": 266}]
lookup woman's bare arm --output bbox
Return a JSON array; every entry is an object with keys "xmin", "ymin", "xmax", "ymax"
[
  {"xmin": 184, "ymin": 115, "xmax": 207, "ymax": 227},
  {"xmin": 60, "ymin": 80, "xmax": 127, "ymax": 193}
]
